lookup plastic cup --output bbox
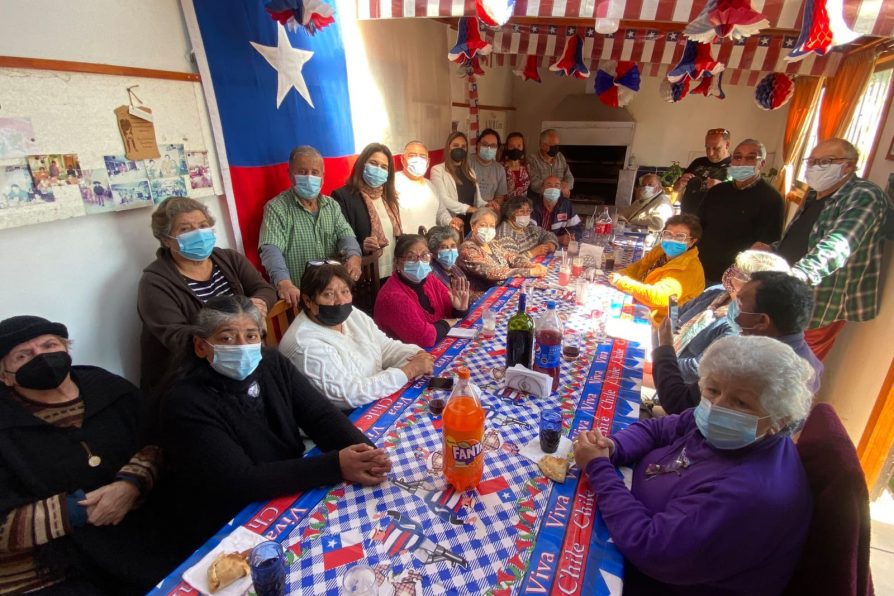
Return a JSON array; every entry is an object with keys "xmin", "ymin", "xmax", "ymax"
[
  {"xmin": 249, "ymin": 541, "xmax": 286, "ymax": 596},
  {"xmin": 340, "ymin": 564, "xmax": 377, "ymax": 595},
  {"xmin": 480, "ymin": 307, "xmax": 496, "ymax": 338}
]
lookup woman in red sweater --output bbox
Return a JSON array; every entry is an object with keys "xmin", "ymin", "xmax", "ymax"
[{"xmin": 374, "ymin": 235, "xmax": 470, "ymax": 348}]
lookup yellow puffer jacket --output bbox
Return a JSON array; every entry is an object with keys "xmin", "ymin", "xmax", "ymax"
[{"xmin": 614, "ymin": 245, "xmax": 706, "ymax": 325}]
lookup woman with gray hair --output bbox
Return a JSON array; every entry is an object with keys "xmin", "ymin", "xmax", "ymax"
[
  {"xmin": 458, "ymin": 208, "xmax": 547, "ymax": 298},
  {"xmin": 426, "ymin": 225, "xmax": 467, "ymax": 289},
  {"xmin": 160, "ymin": 295, "xmax": 387, "ymax": 548},
  {"xmin": 138, "ymin": 197, "xmax": 276, "ymax": 394},
  {"xmin": 574, "ymin": 335, "xmax": 814, "ymax": 595}
]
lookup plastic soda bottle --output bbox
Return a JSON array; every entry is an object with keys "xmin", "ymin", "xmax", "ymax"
[
  {"xmin": 442, "ymin": 368, "xmax": 486, "ymax": 491},
  {"xmin": 594, "ymin": 207, "xmax": 614, "ymax": 246},
  {"xmin": 533, "ymin": 301, "xmax": 563, "ymax": 392}
]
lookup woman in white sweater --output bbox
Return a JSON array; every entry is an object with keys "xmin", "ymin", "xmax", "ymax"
[
  {"xmin": 430, "ymin": 131, "xmax": 486, "ymax": 235},
  {"xmin": 278, "ymin": 262, "xmax": 434, "ymax": 410}
]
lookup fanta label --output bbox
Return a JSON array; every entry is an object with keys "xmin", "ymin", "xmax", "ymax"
[{"xmin": 447, "ymin": 437, "xmax": 482, "ymax": 467}]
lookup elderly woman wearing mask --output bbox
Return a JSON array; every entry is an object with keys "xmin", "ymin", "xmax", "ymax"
[
  {"xmin": 374, "ymin": 235, "xmax": 470, "ymax": 348},
  {"xmin": 426, "ymin": 226, "xmax": 468, "ymax": 290},
  {"xmin": 619, "ymin": 173, "xmax": 674, "ymax": 232},
  {"xmin": 279, "ymin": 263, "xmax": 434, "ymax": 410},
  {"xmin": 458, "ymin": 208, "xmax": 547, "ymax": 297},
  {"xmin": 496, "ymin": 195, "xmax": 558, "ymax": 257},
  {"xmin": 0, "ymin": 316, "xmax": 175, "ymax": 594},
  {"xmin": 161, "ymin": 296, "xmax": 387, "ymax": 546},
  {"xmin": 575, "ymin": 335, "xmax": 814, "ymax": 596},
  {"xmin": 138, "ymin": 197, "xmax": 276, "ymax": 393}
]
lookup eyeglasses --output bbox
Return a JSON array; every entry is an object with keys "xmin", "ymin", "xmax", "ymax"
[
  {"xmin": 400, "ymin": 252, "xmax": 432, "ymax": 263},
  {"xmin": 707, "ymin": 128, "xmax": 730, "ymax": 137},
  {"xmin": 733, "ymin": 298, "xmax": 761, "ymax": 316},
  {"xmin": 803, "ymin": 156, "xmax": 851, "ymax": 169},
  {"xmin": 658, "ymin": 231, "xmax": 691, "ymax": 242},
  {"xmin": 306, "ymin": 259, "xmax": 341, "ymax": 267}
]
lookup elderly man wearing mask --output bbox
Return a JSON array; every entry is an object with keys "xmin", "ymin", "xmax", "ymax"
[
  {"xmin": 575, "ymin": 335, "xmax": 814, "ymax": 596},
  {"xmin": 531, "ymin": 175, "xmax": 582, "ymax": 247},
  {"xmin": 620, "ymin": 173, "xmax": 673, "ymax": 232},
  {"xmin": 395, "ymin": 141, "xmax": 461, "ymax": 235},
  {"xmin": 528, "ymin": 129, "xmax": 574, "ymax": 197},
  {"xmin": 259, "ymin": 145, "xmax": 363, "ymax": 308},
  {"xmin": 757, "ymin": 138, "xmax": 890, "ymax": 360},
  {"xmin": 696, "ymin": 138, "xmax": 784, "ymax": 284},
  {"xmin": 674, "ymin": 127, "xmax": 732, "ymax": 215}
]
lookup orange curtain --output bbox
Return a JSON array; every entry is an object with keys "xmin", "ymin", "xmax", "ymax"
[
  {"xmin": 777, "ymin": 76, "xmax": 824, "ymax": 197},
  {"xmin": 818, "ymin": 47, "xmax": 880, "ymax": 140}
]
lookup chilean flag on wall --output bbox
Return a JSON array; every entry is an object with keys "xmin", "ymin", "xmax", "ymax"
[{"xmin": 181, "ymin": 0, "xmax": 358, "ymax": 265}]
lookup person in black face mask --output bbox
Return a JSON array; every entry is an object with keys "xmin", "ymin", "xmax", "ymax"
[
  {"xmin": 278, "ymin": 262, "xmax": 434, "ymax": 410},
  {"xmin": 430, "ymin": 131, "xmax": 487, "ymax": 236},
  {"xmin": 527, "ymin": 128, "xmax": 574, "ymax": 199},
  {"xmin": 0, "ymin": 315, "xmax": 179, "ymax": 594},
  {"xmin": 502, "ymin": 131, "xmax": 531, "ymax": 200}
]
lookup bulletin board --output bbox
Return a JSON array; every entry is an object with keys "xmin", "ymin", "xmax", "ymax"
[{"xmin": 0, "ymin": 66, "xmax": 224, "ymax": 231}]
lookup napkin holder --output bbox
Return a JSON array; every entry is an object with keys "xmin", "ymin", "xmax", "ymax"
[{"xmin": 506, "ymin": 365, "xmax": 552, "ymax": 398}]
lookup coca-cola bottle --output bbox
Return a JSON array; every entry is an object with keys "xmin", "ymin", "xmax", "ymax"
[{"xmin": 594, "ymin": 207, "xmax": 613, "ymax": 246}]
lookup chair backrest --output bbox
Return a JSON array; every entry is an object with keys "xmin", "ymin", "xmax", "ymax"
[
  {"xmin": 783, "ymin": 403, "xmax": 874, "ymax": 596},
  {"xmin": 265, "ymin": 300, "xmax": 299, "ymax": 348},
  {"xmin": 353, "ymin": 249, "xmax": 383, "ymax": 316}
]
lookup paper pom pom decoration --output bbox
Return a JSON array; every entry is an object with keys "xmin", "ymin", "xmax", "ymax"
[
  {"xmin": 668, "ymin": 40, "xmax": 725, "ymax": 83},
  {"xmin": 691, "ymin": 72, "xmax": 726, "ymax": 99},
  {"xmin": 785, "ymin": 0, "xmax": 859, "ymax": 62},
  {"xmin": 594, "ymin": 60, "xmax": 641, "ymax": 107},
  {"xmin": 684, "ymin": 0, "xmax": 769, "ymax": 42},
  {"xmin": 265, "ymin": 0, "xmax": 334, "ymax": 34},
  {"xmin": 754, "ymin": 73, "xmax": 795, "ymax": 110},
  {"xmin": 549, "ymin": 35, "xmax": 590, "ymax": 79},
  {"xmin": 448, "ymin": 17, "xmax": 492, "ymax": 66},
  {"xmin": 514, "ymin": 55, "xmax": 542, "ymax": 83},
  {"xmin": 476, "ymin": 0, "xmax": 516, "ymax": 29},
  {"xmin": 660, "ymin": 77, "xmax": 691, "ymax": 103}
]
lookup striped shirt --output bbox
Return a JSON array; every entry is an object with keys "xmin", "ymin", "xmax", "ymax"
[
  {"xmin": 782, "ymin": 176, "xmax": 888, "ymax": 327},
  {"xmin": 185, "ymin": 264, "xmax": 233, "ymax": 301}
]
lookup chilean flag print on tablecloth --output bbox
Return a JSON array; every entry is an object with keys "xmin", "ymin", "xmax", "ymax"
[
  {"xmin": 182, "ymin": 0, "xmax": 356, "ymax": 265},
  {"xmin": 321, "ymin": 529, "xmax": 366, "ymax": 569}
]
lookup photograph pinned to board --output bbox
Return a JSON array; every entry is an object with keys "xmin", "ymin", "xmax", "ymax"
[
  {"xmin": 186, "ymin": 151, "xmax": 213, "ymax": 191},
  {"xmin": 0, "ymin": 161, "xmax": 85, "ymax": 230},
  {"xmin": 27, "ymin": 154, "xmax": 81, "ymax": 187},
  {"xmin": 110, "ymin": 180, "xmax": 153, "ymax": 209},
  {"xmin": 104, "ymin": 154, "xmax": 148, "ymax": 184},
  {"xmin": 0, "ymin": 117, "xmax": 38, "ymax": 158},
  {"xmin": 146, "ymin": 144, "xmax": 188, "ymax": 179},
  {"xmin": 150, "ymin": 176, "xmax": 188, "ymax": 204},
  {"xmin": 78, "ymin": 169, "xmax": 117, "ymax": 215},
  {"xmin": 115, "ymin": 104, "xmax": 160, "ymax": 161}
]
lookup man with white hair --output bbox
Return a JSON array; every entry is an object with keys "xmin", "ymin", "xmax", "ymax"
[
  {"xmin": 527, "ymin": 129, "xmax": 574, "ymax": 197},
  {"xmin": 394, "ymin": 140, "xmax": 458, "ymax": 235},
  {"xmin": 761, "ymin": 138, "xmax": 890, "ymax": 360},
  {"xmin": 620, "ymin": 173, "xmax": 673, "ymax": 231},
  {"xmin": 697, "ymin": 138, "xmax": 784, "ymax": 284}
]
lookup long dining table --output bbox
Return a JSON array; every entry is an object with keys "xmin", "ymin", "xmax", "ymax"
[{"xmin": 152, "ymin": 238, "xmax": 650, "ymax": 596}]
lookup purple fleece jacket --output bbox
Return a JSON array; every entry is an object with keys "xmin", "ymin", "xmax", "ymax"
[{"xmin": 585, "ymin": 410, "xmax": 812, "ymax": 596}]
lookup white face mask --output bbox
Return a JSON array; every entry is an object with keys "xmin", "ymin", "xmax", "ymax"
[
  {"xmin": 476, "ymin": 227, "xmax": 496, "ymax": 243},
  {"xmin": 515, "ymin": 215, "xmax": 531, "ymax": 227},
  {"xmin": 805, "ymin": 163, "xmax": 845, "ymax": 192},
  {"xmin": 639, "ymin": 186, "xmax": 660, "ymax": 200}
]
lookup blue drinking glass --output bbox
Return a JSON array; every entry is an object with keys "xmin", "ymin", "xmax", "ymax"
[
  {"xmin": 539, "ymin": 408, "xmax": 563, "ymax": 454},
  {"xmin": 249, "ymin": 541, "xmax": 286, "ymax": 596}
]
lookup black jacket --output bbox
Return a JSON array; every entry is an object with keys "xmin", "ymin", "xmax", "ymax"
[
  {"xmin": 652, "ymin": 345, "xmax": 701, "ymax": 415},
  {"xmin": 332, "ymin": 185, "xmax": 373, "ymax": 246},
  {"xmin": 160, "ymin": 349, "xmax": 372, "ymax": 544}
]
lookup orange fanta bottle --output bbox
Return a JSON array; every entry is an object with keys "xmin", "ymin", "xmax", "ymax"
[{"xmin": 442, "ymin": 368, "xmax": 486, "ymax": 491}]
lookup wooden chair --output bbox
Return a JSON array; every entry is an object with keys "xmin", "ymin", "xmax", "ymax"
[
  {"xmin": 352, "ymin": 249, "xmax": 382, "ymax": 316},
  {"xmin": 265, "ymin": 300, "xmax": 299, "ymax": 348}
]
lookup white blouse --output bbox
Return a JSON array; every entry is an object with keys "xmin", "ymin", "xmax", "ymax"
[{"xmin": 278, "ymin": 308, "xmax": 422, "ymax": 409}]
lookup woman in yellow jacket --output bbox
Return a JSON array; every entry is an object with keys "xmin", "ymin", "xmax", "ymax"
[{"xmin": 609, "ymin": 214, "xmax": 706, "ymax": 324}]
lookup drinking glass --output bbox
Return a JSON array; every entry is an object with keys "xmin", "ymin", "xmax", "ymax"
[
  {"xmin": 539, "ymin": 408, "xmax": 562, "ymax": 454},
  {"xmin": 480, "ymin": 307, "xmax": 496, "ymax": 338},
  {"xmin": 340, "ymin": 564, "xmax": 377, "ymax": 595},
  {"xmin": 249, "ymin": 541, "xmax": 286, "ymax": 596}
]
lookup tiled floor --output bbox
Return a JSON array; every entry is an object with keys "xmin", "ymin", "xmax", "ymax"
[{"xmin": 870, "ymin": 489, "xmax": 894, "ymax": 594}]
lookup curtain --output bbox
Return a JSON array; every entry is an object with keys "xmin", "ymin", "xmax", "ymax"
[
  {"xmin": 776, "ymin": 76, "xmax": 824, "ymax": 197},
  {"xmin": 818, "ymin": 47, "xmax": 880, "ymax": 140}
]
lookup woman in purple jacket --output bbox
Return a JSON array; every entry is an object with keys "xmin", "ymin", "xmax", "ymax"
[{"xmin": 574, "ymin": 335, "xmax": 814, "ymax": 596}]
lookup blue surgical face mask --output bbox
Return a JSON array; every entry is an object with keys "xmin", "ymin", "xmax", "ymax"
[
  {"xmin": 362, "ymin": 163, "xmax": 389, "ymax": 188},
  {"xmin": 725, "ymin": 300, "xmax": 742, "ymax": 334},
  {"xmin": 437, "ymin": 248, "xmax": 458, "ymax": 268},
  {"xmin": 694, "ymin": 397, "xmax": 769, "ymax": 450},
  {"xmin": 174, "ymin": 228, "xmax": 215, "ymax": 261},
  {"xmin": 293, "ymin": 174, "xmax": 322, "ymax": 199},
  {"xmin": 479, "ymin": 146, "xmax": 497, "ymax": 161},
  {"xmin": 728, "ymin": 165, "xmax": 758, "ymax": 181},
  {"xmin": 543, "ymin": 187, "xmax": 561, "ymax": 202},
  {"xmin": 403, "ymin": 261, "xmax": 432, "ymax": 283},
  {"xmin": 660, "ymin": 240, "xmax": 688, "ymax": 258},
  {"xmin": 209, "ymin": 343, "xmax": 262, "ymax": 381},
  {"xmin": 406, "ymin": 156, "xmax": 428, "ymax": 177}
]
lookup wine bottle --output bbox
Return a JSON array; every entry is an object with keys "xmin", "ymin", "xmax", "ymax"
[{"xmin": 506, "ymin": 292, "xmax": 534, "ymax": 369}]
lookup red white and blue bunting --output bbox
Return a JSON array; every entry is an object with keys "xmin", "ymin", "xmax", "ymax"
[
  {"xmin": 549, "ymin": 34, "xmax": 590, "ymax": 79},
  {"xmin": 594, "ymin": 60, "xmax": 640, "ymax": 107},
  {"xmin": 785, "ymin": 0, "xmax": 860, "ymax": 61},
  {"xmin": 683, "ymin": 0, "xmax": 770, "ymax": 42},
  {"xmin": 754, "ymin": 72, "xmax": 796, "ymax": 109},
  {"xmin": 265, "ymin": 0, "xmax": 334, "ymax": 34}
]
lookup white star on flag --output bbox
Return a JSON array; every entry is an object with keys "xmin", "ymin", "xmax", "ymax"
[{"xmin": 250, "ymin": 24, "xmax": 315, "ymax": 109}]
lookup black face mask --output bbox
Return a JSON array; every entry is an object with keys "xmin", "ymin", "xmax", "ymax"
[
  {"xmin": 546, "ymin": 145, "xmax": 560, "ymax": 157},
  {"xmin": 505, "ymin": 148, "xmax": 524, "ymax": 161},
  {"xmin": 316, "ymin": 303, "xmax": 353, "ymax": 326},
  {"xmin": 450, "ymin": 148, "xmax": 467, "ymax": 162},
  {"xmin": 13, "ymin": 351, "xmax": 72, "ymax": 390}
]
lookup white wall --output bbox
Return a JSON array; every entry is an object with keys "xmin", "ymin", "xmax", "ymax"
[{"xmin": 0, "ymin": 0, "xmax": 232, "ymax": 382}]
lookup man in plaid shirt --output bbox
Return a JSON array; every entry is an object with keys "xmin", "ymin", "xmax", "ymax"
[{"xmin": 764, "ymin": 138, "xmax": 889, "ymax": 360}]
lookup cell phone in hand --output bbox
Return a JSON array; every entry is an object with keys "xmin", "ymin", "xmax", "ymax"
[
  {"xmin": 428, "ymin": 377, "xmax": 454, "ymax": 391},
  {"xmin": 668, "ymin": 295, "xmax": 679, "ymax": 335}
]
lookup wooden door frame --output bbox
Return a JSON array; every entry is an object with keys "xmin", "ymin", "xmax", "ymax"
[{"xmin": 857, "ymin": 357, "xmax": 894, "ymax": 494}]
